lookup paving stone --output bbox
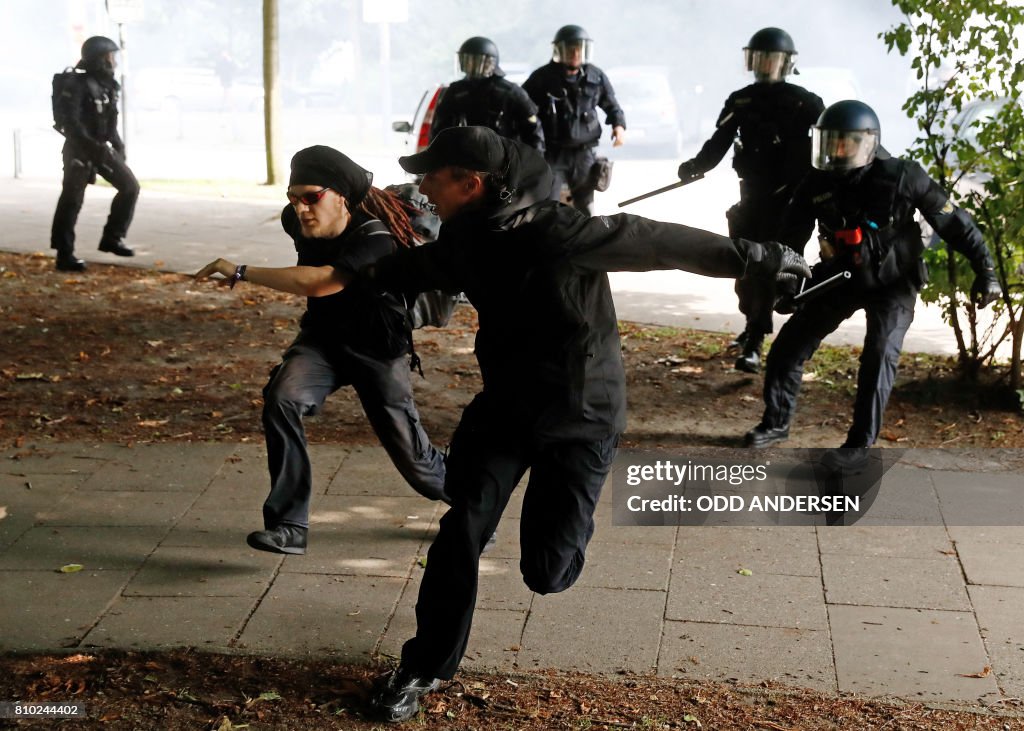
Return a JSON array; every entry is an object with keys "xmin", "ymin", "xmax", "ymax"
[
  {"xmin": 279, "ymin": 495, "xmax": 440, "ymax": 577},
  {"xmin": 576, "ymin": 540, "xmax": 673, "ymax": 591},
  {"xmin": 817, "ymin": 525, "xmax": 953, "ymax": 559},
  {"xmin": 968, "ymin": 585, "xmax": 1024, "ymax": 698},
  {"xmin": 0, "ymin": 526, "xmax": 162, "ymax": 571},
  {"xmin": 375, "ymin": 570, "xmax": 423, "ymax": 661},
  {"xmin": 0, "ymin": 569, "xmax": 133, "ymax": 650},
  {"xmin": 956, "ymin": 539, "xmax": 1024, "ymax": 588},
  {"xmin": 477, "ymin": 558, "xmax": 533, "ymax": 611},
  {"xmin": 237, "ymin": 572, "xmax": 405, "ymax": 659},
  {"xmin": 163, "ymin": 509, "xmax": 265, "ymax": 547},
  {"xmin": 851, "ymin": 464, "xmax": 944, "ymax": 525},
  {"xmin": 829, "ymin": 604, "xmax": 1000, "ymax": 702},
  {"xmin": 659, "ymin": 620, "xmax": 835, "ymax": 692},
  {"xmin": 78, "ymin": 443, "xmax": 235, "ymax": 491},
  {"xmin": 822, "ymin": 554, "xmax": 970, "ymax": 610},
  {"xmin": 84, "ymin": 595, "xmax": 257, "ymax": 650},
  {"xmin": 460, "ymin": 609, "xmax": 529, "ymax": 674},
  {"xmin": 930, "ymin": 470, "xmax": 1024, "ymax": 526},
  {"xmin": 124, "ymin": 544, "xmax": 281, "ymax": 597},
  {"xmin": 0, "ymin": 442, "xmax": 122, "ymax": 474},
  {"xmin": 518, "ymin": 587, "xmax": 663, "ymax": 674},
  {"xmin": 35, "ymin": 490, "xmax": 197, "ymax": 527},
  {"xmin": 0, "ymin": 471, "xmax": 89, "ymax": 492},
  {"xmin": 674, "ymin": 526, "xmax": 820, "ymax": 576},
  {"xmin": 947, "ymin": 526, "xmax": 1024, "ymax": 546},
  {"xmin": 667, "ymin": 566, "xmax": 827, "ymax": 629}
]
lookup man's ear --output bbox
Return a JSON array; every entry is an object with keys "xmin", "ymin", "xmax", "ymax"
[{"xmin": 464, "ymin": 173, "xmax": 487, "ymax": 200}]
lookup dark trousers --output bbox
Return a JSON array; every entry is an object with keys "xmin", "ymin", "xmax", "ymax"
[
  {"xmin": 761, "ymin": 279, "xmax": 917, "ymax": 448},
  {"xmin": 50, "ymin": 144, "xmax": 139, "ymax": 255},
  {"xmin": 261, "ymin": 335, "xmax": 447, "ymax": 529},
  {"xmin": 400, "ymin": 394, "xmax": 618, "ymax": 679},
  {"xmin": 546, "ymin": 146, "xmax": 597, "ymax": 216}
]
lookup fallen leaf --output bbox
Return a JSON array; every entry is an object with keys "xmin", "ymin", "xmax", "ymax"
[
  {"xmin": 958, "ymin": 665, "xmax": 992, "ymax": 678},
  {"xmin": 59, "ymin": 564, "xmax": 84, "ymax": 573},
  {"xmin": 137, "ymin": 419, "xmax": 169, "ymax": 427},
  {"xmin": 737, "ymin": 568, "xmax": 753, "ymax": 576}
]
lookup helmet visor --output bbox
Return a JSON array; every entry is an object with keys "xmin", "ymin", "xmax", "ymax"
[
  {"xmin": 458, "ymin": 53, "xmax": 497, "ymax": 79},
  {"xmin": 553, "ymin": 39, "xmax": 593, "ymax": 67},
  {"xmin": 744, "ymin": 49, "xmax": 794, "ymax": 82},
  {"xmin": 812, "ymin": 128, "xmax": 879, "ymax": 171}
]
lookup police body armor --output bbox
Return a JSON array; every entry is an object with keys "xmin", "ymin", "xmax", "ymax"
[
  {"xmin": 731, "ymin": 84, "xmax": 817, "ymax": 191},
  {"xmin": 814, "ymin": 158, "xmax": 926, "ymax": 290},
  {"xmin": 446, "ymin": 78, "xmax": 523, "ymax": 140},
  {"xmin": 537, "ymin": 66, "xmax": 604, "ymax": 149}
]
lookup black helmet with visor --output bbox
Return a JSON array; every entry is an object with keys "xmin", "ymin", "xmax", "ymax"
[
  {"xmin": 552, "ymin": 25, "xmax": 593, "ymax": 67},
  {"xmin": 812, "ymin": 100, "xmax": 881, "ymax": 172},
  {"xmin": 744, "ymin": 27, "xmax": 796, "ymax": 83},
  {"xmin": 458, "ymin": 36, "xmax": 499, "ymax": 79}
]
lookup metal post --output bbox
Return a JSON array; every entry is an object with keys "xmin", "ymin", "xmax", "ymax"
[{"xmin": 13, "ymin": 128, "xmax": 22, "ymax": 179}]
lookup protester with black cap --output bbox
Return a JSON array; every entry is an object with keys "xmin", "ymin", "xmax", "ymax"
[
  {"xmin": 194, "ymin": 145, "xmax": 448, "ymax": 555},
  {"xmin": 290, "ymin": 127, "xmax": 809, "ymax": 722}
]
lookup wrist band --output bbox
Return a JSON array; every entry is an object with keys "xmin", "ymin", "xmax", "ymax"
[{"xmin": 230, "ymin": 264, "xmax": 247, "ymax": 289}]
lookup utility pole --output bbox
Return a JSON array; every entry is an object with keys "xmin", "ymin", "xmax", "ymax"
[{"xmin": 262, "ymin": 0, "xmax": 281, "ymax": 185}]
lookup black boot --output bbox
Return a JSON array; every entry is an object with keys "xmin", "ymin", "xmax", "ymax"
[
  {"xmin": 744, "ymin": 423, "xmax": 790, "ymax": 448},
  {"xmin": 55, "ymin": 252, "xmax": 87, "ymax": 272},
  {"xmin": 735, "ymin": 333, "xmax": 764, "ymax": 373},
  {"xmin": 98, "ymin": 239, "xmax": 135, "ymax": 257},
  {"xmin": 246, "ymin": 525, "xmax": 308, "ymax": 555}
]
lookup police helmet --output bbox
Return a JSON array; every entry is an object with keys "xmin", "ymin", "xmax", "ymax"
[
  {"xmin": 743, "ymin": 27, "xmax": 796, "ymax": 83},
  {"xmin": 812, "ymin": 100, "xmax": 881, "ymax": 172},
  {"xmin": 457, "ymin": 36, "xmax": 499, "ymax": 79},
  {"xmin": 81, "ymin": 36, "xmax": 119, "ymax": 63},
  {"xmin": 552, "ymin": 25, "xmax": 593, "ymax": 67}
]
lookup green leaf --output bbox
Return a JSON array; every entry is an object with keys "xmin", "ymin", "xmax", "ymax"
[
  {"xmin": 258, "ymin": 691, "xmax": 282, "ymax": 702},
  {"xmin": 417, "ymin": 556, "xmax": 427, "ymax": 568},
  {"xmin": 737, "ymin": 568, "xmax": 753, "ymax": 577},
  {"xmin": 59, "ymin": 563, "xmax": 84, "ymax": 573}
]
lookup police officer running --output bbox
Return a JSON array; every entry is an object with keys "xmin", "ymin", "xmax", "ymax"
[
  {"xmin": 326, "ymin": 126, "xmax": 809, "ymax": 722},
  {"xmin": 523, "ymin": 24, "xmax": 626, "ymax": 215},
  {"xmin": 745, "ymin": 101, "xmax": 1001, "ymax": 472},
  {"xmin": 677, "ymin": 28, "xmax": 824, "ymax": 372},
  {"xmin": 430, "ymin": 36, "xmax": 544, "ymax": 151},
  {"xmin": 51, "ymin": 36, "xmax": 139, "ymax": 272}
]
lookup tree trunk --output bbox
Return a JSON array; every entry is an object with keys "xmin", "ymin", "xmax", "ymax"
[{"xmin": 262, "ymin": 0, "xmax": 281, "ymax": 185}]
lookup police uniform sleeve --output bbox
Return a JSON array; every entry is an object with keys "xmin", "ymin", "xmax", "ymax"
[
  {"xmin": 509, "ymin": 84, "xmax": 545, "ymax": 152},
  {"xmin": 429, "ymin": 86, "xmax": 456, "ymax": 141},
  {"xmin": 597, "ymin": 71, "xmax": 626, "ymax": 129},
  {"xmin": 688, "ymin": 93, "xmax": 742, "ymax": 174},
  {"xmin": 908, "ymin": 161, "xmax": 993, "ymax": 272}
]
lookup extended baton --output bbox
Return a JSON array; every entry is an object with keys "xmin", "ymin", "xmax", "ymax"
[
  {"xmin": 617, "ymin": 173, "xmax": 704, "ymax": 208},
  {"xmin": 791, "ymin": 270, "xmax": 852, "ymax": 304}
]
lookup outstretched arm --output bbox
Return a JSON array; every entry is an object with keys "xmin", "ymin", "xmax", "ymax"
[{"xmin": 193, "ymin": 258, "xmax": 351, "ymax": 297}]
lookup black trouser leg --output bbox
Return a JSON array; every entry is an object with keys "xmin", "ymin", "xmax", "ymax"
[
  {"xmin": 400, "ymin": 397, "xmax": 529, "ymax": 679},
  {"xmin": 762, "ymin": 295, "xmax": 855, "ymax": 429},
  {"xmin": 351, "ymin": 352, "xmax": 448, "ymax": 503},
  {"xmin": 567, "ymin": 147, "xmax": 597, "ymax": 216},
  {"xmin": 261, "ymin": 339, "xmax": 339, "ymax": 529},
  {"xmin": 728, "ymin": 200, "xmax": 777, "ymax": 344},
  {"xmin": 50, "ymin": 153, "xmax": 92, "ymax": 255},
  {"xmin": 845, "ymin": 289, "xmax": 916, "ymax": 447},
  {"xmin": 95, "ymin": 151, "xmax": 140, "ymax": 246}
]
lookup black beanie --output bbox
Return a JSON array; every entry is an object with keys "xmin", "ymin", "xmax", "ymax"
[{"xmin": 289, "ymin": 145, "xmax": 373, "ymax": 206}]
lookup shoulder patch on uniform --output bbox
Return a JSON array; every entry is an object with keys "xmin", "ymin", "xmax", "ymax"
[
  {"xmin": 527, "ymin": 115, "xmax": 538, "ymax": 123},
  {"xmin": 812, "ymin": 192, "xmax": 833, "ymax": 204},
  {"xmin": 940, "ymin": 200, "xmax": 954, "ymax": 214}
]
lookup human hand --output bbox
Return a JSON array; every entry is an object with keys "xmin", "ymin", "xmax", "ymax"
[
  {"xmin": 612, "ymin": 125, "xmax": 625, "ymax": 147},
  {"xmin": 193, "ymin": 258, "xmax": 237, "ymax": 286},
  {"xmin": 970, "ymin": 269, "xmax": 1000, "ymax": 309},
  {"xmin": 677, "ymin": 159, "xmax": 700, "ymax": 181}
]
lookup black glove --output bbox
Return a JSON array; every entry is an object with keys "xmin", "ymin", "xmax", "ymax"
[
  {"xmin": 773, "ymin": 275, "xmax": 802, "ymax": 314},
  {"xmin": 970, "ymin": 268, "xmax": 1000, "ymax": 309},
  {"xmin": 742, "ymin": 240, "xmax": 812, "ymax": 282},
  {"xmin": 677, "ymin": 159, "xmax": 700, "ymax": 181}
]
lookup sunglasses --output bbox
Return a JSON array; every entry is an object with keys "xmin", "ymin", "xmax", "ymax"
[{"xmin": 286, "ymin": 187, "xmax": 332, "ymax": 206}]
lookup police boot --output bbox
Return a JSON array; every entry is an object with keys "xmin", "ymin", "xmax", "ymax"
[
  {"xmin": 98, "ymin": 238, "xmax": 135, "ymax": 257},
  {"xmin": 55, "ymin": 252, "xmax": 87, "ymax": 272},
  {"xmin": 744, "ymin": 423, "xmax": 790, "ymax": 448},
  {"xmin": 820, "ymin": 445, "xmax": 872, "ymax": 475},
  {"xmin": 734, "ymin": 333, "xmax": 764, "ymax": 373},
  {"xmin": 728, "ymin": 329, "xmax": 748, "ymax": 352}
]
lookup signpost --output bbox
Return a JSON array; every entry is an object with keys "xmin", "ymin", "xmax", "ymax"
[{"xmin": 362, "ymin": 0, "xmax": 408, "ymax": 141}]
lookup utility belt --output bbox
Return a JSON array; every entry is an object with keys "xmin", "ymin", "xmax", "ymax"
[{"xmin": 818, "ymin": 219, "xmax": 926, "ymax": 289}]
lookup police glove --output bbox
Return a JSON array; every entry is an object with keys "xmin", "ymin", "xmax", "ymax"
[
  {"xmin": 970, "ymin": 268, "xmax": 1001, "ymax": 309},
  {"xmin": 773, "ymin": 275, "xmax": 803, "ymax": 315},
  {"xmin": 741, "ymin": 240, "xmax": 812, "ymax": 284},
  {"xmin": 677, "ymin": 159, "xmax": 700, "ymax": 181}
]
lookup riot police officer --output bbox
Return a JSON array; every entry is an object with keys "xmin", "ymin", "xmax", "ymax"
[
  {"xmin": 430, "ymin": 36, "xmax": 544, "ymax": 151},
  {"xmin": 745, "ymin": 101, "xmax": 1001, "ymax": 471},
  {"xmin": 523, "ymin": 24, "xmax": 626, "ymax": 215},
  {"xmin": 51, "ymin": 36, "xmax": 139, "ymax": 271},
  {"xmin": 678, "ymin": 28, "xmax": 824, "ymax": 372}
]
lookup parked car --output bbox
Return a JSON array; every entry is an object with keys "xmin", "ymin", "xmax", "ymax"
[{"xmin": 604, "ymin": 65, "xmax": 683, "ymax": 159}]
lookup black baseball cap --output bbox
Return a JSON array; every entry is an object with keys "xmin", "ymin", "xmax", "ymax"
[{"xmin": 399, "ymin": 126, "xmax": 507, "ymax": 175}]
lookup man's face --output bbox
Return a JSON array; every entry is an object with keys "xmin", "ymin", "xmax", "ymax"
[
  {"xmin": 563, "ymin": 41, "xmax": 584, "ymax": 69},
  {"xmin": 104, "ymin": 51, "xmax": 118, "ymax": 71},
  {"xmin": 418, "ymin": 167, "xmax": 483, "ymax": 222},
  {"xmin": 287, "ymin": 185, "xmax": 350, "ymax": 238}
]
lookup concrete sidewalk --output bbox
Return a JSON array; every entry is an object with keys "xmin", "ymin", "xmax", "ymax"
[{"xmin": 2, "ymin": 440, "xmax": 1023, "ymax": 710}]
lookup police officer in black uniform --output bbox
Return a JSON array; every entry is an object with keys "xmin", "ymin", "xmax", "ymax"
[
  {"xmin": 51, "ymin": 36, "xmax": 139, "ymax": 271},
  {"xmin": 523, "ymin": 24, "xmax": 626, "ymax": 215},
  {"xmin": 678, "ymin": 28, "xmax": 824, "ymax": 372},
  {"xmin": 430, "ymin": 36, "xmax": 544, "ymax": 151},
  {"xmin": 745, "ymin": 101, "xmax": 1001, "ymax": 471}
]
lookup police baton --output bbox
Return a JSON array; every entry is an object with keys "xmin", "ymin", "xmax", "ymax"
[
  {"xmin": 791, "ymin": 270, "xmax": 852, "ymax": 304},
  {"xmin": 617, "ymin": 173, "xmax": 704, "ymax": 208}
]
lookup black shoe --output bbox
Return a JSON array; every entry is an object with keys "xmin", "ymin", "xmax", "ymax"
[
  {"xmin": 820, "ymin": 446, "xmax": 871, "ymax": 474},
  {"xmin": 734, "ymin": 349, "xmax": 761, "ymax": 373},
  {"xmin": 744, "ymin": 423, "xmax": 789, "ymax": 448},
  {"xmin": 246, "ymin": 525, "xmax": 307, "ymax": 555},
  {"xmin": 728, "ymin": 329, "xmax": 748, "ymax": 352},
  {"xmin": 370, "ymin": 666, "xmax": 440, "ymax": 723},
  {"xmin": 55, "ymin": 254, "xmax": 87, "ymax": 272},
  {"xmin": 98, "ymin": 240, "xmax": 135, "ymax": 257}
]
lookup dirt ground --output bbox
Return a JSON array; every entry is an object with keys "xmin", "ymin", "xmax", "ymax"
[{"xmin": 2, "ymin": 249, "xmax": 1024, "ymax": 729}]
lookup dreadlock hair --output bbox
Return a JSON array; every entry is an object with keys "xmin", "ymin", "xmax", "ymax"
[{"xmin": 358, "ymin": 186, "xmax": 418, "ymax": 248}]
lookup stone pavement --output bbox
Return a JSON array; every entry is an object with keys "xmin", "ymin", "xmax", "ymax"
[{"xmin": 2, "ymin": 440, "xmax": 1023, "ymax": 711}]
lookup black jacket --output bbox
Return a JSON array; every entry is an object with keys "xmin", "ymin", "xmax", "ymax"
[
  {"xmin": 63, "ymin": 70, "xmax": 124, "ymax": 159},
  {"xmin": 431, "ymin": 74, "xmax": 544, "ymax": 151},
  {"xmin": 782, "ymin": 157, "xmax": 993, "ymax": 290},
  {"xmin": 369, "ymin": 142, "xmax": 761, "ymax": 442},
  {"xmin": 522, "ymin": 62, "xmax": 625, "ymax": 150},
  {"xmin": 692, "ymin": 81, "xmax": 823, "ymax": 195}
]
